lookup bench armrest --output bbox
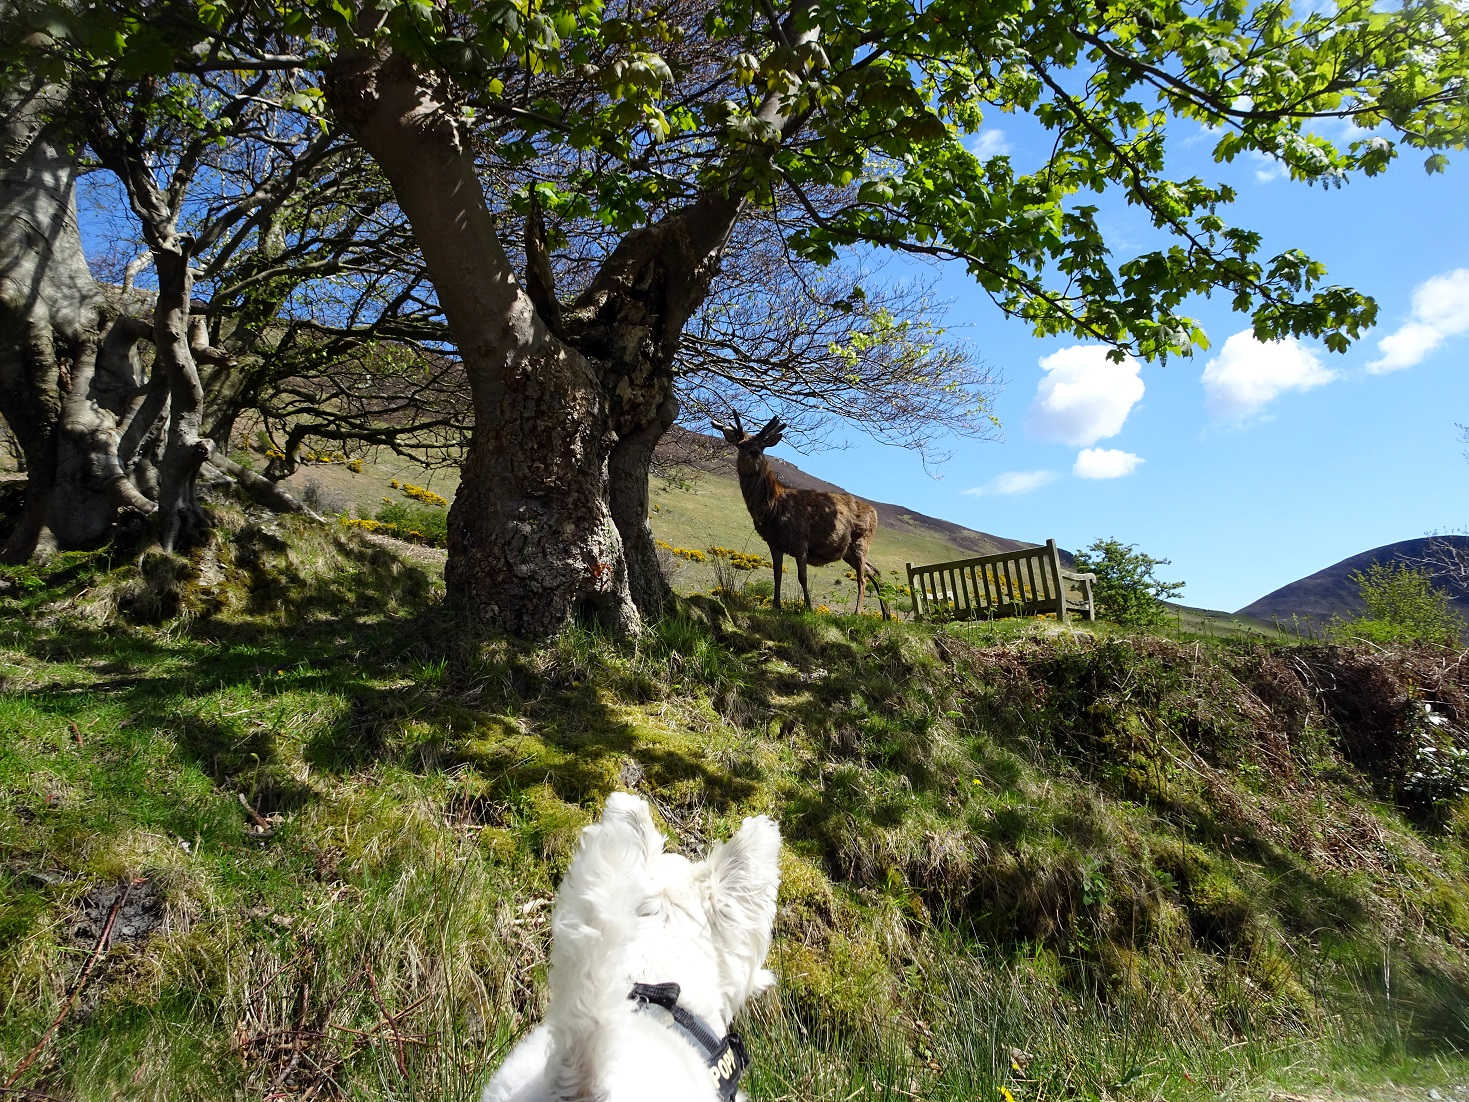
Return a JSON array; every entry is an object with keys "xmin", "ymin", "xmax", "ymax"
[{"xmin": 1060, "ymin": 570, "xmax": 1097, "ymax": 582}]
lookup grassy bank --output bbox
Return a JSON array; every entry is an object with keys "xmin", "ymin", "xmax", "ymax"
[{"xmin": 1, "ymin": 512, "xmax": 1466, "ymax": 1100}]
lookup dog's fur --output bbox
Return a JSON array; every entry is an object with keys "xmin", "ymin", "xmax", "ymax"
[{"xmin": 482, "ymin": 793, "xmax": 781, "ymax": 1102}]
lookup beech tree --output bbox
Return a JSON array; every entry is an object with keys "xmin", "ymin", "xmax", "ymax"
[
  {"xmin": 5, "ymin": 0, "xmax": 1466, "ymax": 636},
  {"xmin": 0, "ymin": 15, "xmax": 460, "ymax": 556}
]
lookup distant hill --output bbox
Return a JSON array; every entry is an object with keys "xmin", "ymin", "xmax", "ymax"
[{"xmin": 1237, "ymin": 535, "xmax": 1469, "ymax": 628}]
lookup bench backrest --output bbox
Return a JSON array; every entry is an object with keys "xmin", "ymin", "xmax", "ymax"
[{"xmin": 907, "ymin": 539, "xmax": 1072, "ymax": 621}]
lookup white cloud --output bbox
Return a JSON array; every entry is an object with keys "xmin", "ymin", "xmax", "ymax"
[
  {"xmin": 1307, "ymin": 115, "xmax": 1374, "ymax": 144},
  {"xmin": 966, "ymin": 129, "xmax": 1011, "ymax": 158},
  {"xmin": 1367, "ymin": 268, "xmax": 1469, "ymax": 373},
  {"xmin": 1025, "ymin": 345, "xmax": 1145, "ymax": 446},
  {"xmin": 1201, "ymin": 330, "xmax": 1335, "ymax": 422},
  {"xmin": 1249, "ymin": 151, "xmax": 1286, "ymax": 183},
  {"xmin": 1074, "ymin": 448, "xmax": 1144, "ymax": 479},
  {"xmin": 963, "ymin": 470, "xmax": 1058, "ymax": 497}
]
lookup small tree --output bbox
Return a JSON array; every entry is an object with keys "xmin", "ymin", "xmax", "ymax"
[
  {"xmin": 1331, "ymin": 562, "xmax": 1466, "ymax": 648},
  {"xmin": 1073, "ymin": 538, "xmax": 1185, "ymax": 629}
]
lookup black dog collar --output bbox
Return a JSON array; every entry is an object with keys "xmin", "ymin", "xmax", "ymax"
[{"xmin": 628, "ymin": 982, "xmax": 749, "ymax": 1100}]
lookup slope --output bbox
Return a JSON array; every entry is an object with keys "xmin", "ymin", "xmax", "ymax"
[
  {"xmin": 1238, "ymin": 535, "xmax": 1469, "ymax": 627},
  {"xmin": 2, "ymin": 517, "xmax": 1467, "ymax": 1101}
]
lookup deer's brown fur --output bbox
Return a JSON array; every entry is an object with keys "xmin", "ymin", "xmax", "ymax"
[{"xmin": 712, "ymin": 414, "xmax": 890, "ymax": 619}]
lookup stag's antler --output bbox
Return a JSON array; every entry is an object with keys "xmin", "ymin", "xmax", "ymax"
[
  {"xmin": 754, "ymin": 416, "xmax": 785, "ymax": 446},
  {"xmin": 710, "ymin": 407, "xmax": 746, "ymax": 442}
]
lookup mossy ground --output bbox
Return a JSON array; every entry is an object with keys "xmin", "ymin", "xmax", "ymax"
[{"xmin": 2, "ymin": 513, "xmax": 1467, "ymax": 1100}]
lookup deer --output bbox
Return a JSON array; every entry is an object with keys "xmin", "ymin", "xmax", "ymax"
[{"xmin": 711, "ymin": 412, "xmax": 891, "ymax": 620}]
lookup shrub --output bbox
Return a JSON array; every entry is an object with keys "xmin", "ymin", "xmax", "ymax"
[
  {"xmin": 655, "ymin": 539, "xmax": 707, "ymax": 563},
  {"xmin": 1329, "ymin": 562, "xmax": 1465, "ymax": 648},
  {"xmin": 399, "ymin": 481, "xmax": 449, "ymax": 508},
  {"xmin": 1072, "ymin": 538, "xmax": 1184, "ymax": 628},
  {"xmin": 370, "ymin": 501, "xmax": 449, "ymax": 546}
]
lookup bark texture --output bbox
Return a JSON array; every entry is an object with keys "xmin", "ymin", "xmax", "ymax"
[
  {"xmin": 325, "ymin": 48, "xmax": 638, "ymax": 637},
  {"xmin": 0, "ymin": 74, "xmax": 148, "ymax": 560}
]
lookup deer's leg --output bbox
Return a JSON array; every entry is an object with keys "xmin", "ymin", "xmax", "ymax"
[
  {"xmin": 867, "ymin": 562, "xmax": 891, "ymax": 621},
  {"xmin": 771, "ymin": 550, "xmax": 783, "ymax": 610},
  {"xmin": 845, "ymin": 548, "xmax": 871, "ymax": 616},
  {"xmin": 797, "ymin": 555, "xmax": 813, "ymax": 610},
  {"xmin": 849, "ymin": 550, "xmax": 867, "ymax": 616}
]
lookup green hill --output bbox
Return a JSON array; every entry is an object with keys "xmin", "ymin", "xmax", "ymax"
[
  {"xmin": 1238, "ymin": 536, "xmax": 1469, "ymax": 630},
  {"xmin": 1, "ymin": 513, "xmax": 1467, "ymax": 1100},
  {"xmin": 267, "ymin": 429, "xmax": 1276, "ymax": 636}
]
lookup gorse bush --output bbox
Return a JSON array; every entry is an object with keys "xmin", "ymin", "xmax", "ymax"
[
  {"xmin": 398, "ymin": 481, "xmax": 450, "ymax": 508},
  {"xmin": 1330, "ymin": 561, "xmax": 1465, "ymax": 647}
]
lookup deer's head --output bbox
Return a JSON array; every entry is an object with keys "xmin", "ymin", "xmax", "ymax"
[{"xmin": 711, "ymin": 412, "xmax": 785, "ymax": 473}]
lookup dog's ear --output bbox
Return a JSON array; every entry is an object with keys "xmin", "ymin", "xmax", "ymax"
[
  {"xmin": 554, "ymin": 793, "xmax": 664, "ymax": 930},
  {"xmin": 705, "ymin": 815, "xmax": 780, "ymax": 940},
  {"xmin": 597, "ymin": 791, "xmax": 664, "ymax": 866}
]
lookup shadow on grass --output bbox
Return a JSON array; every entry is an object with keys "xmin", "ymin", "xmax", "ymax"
[
  {"xmin": 10, "ymin": 592, "xmax": 765, "ymax": 835},
  {"xmin": 8, "ymin": 569, "xmax": 1469, "ymax": 1060}
]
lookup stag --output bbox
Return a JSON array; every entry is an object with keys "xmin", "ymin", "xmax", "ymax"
[{"xmin": 711, "ymin": 413, "xmax": 891, "ymax": 619}]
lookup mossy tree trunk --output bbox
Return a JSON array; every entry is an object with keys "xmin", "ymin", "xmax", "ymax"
[{"xmin": 1, "ymin": 70, "xmax": 276, "ymax": 561}]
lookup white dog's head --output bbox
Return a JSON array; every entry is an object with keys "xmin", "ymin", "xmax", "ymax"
[{"xmin": 548, "ymin": 793, "xmax": 780, "ymax": 1047}]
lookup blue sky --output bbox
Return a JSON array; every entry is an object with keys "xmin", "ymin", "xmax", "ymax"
[{"xmin": 782, "ymin": 120, "xmax": 1469, "ymax": 614}]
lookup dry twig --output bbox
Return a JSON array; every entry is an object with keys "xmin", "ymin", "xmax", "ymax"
[{"xmin": 3, "ymin": 878, "xmax": 141, "ymax": 1090}]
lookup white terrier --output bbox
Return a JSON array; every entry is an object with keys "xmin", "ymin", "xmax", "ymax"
[{"xmin": 482, "ymin": 793, "xmax": 781, "ymax": 1102}]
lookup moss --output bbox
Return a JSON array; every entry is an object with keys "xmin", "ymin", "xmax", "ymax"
[
  {"xmin": 1185, "ymin": 869, "xmax": 1256, "ymax": 951},
  {"xmin": 773, "ymin": 914, "xmax": 901, "ymax": 1029},
  {"xmin": 517, "ymin": 783, "xmax": 592, "ymax": 862}
]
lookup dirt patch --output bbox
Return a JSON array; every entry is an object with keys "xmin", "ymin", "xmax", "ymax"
[
  {"xmin": 1270, "ymin": 1084, "xmax": 1469, "ymax": 1102},
  {"xmin": 71, "ymin": 877, "xmax": 165, "ymax": 947},
  {"xmin": 359, "ymin": 529, "xmax": 447, "ymax": 570}
]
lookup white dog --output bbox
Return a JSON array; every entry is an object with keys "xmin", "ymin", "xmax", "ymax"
[{"xmin": 483, "ymin": 793, "xmax": 781, "ymax": 1102}]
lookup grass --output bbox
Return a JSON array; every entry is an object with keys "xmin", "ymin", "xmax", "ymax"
[{"xmin": 1, "ymin": 512, "xmax": 1467, "ymax": 1100}]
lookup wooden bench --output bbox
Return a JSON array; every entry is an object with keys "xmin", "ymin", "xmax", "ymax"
[{"xmin": 906, "ymin": 539, "xmax": 1096, "ymax": 623}]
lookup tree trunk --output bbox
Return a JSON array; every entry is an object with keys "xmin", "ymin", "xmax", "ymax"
[
  {"xmin": 150, "ymin": 246, "xmax": 212, "ymax": 551},
  {"xmin": 323, "ymin": 38, "xmax": 772, "ymax": 637},
  {"xmin": 608, "ymin": 393, "xmax": 678, "ymax": 616},
  {"xmin": 569, "ymin": 194, "xmax": 744, "ymax": 618},
  {"xmin": 325, "ymin": 47, "xmax": 638, "ymax": 638},
  {"xmin": 0, "ymin": 74, "xmax": 143, "ymax": 560}
]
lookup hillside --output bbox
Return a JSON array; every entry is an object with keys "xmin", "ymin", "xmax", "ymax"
[
  {"xmin": 1238, "ymin": 535, "xmax": 1469, "ymax": 628},
  {"xmin": 273, "ymin": 429, "xmax": 1277, "ymax": 633},
  {"xmin": 1, "ymin": 514, "xmax": 1468, "ymax": 1100},
  {"xmin": 268, "ymin": 426, "xmax": 1065, "ymax": 612}
]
